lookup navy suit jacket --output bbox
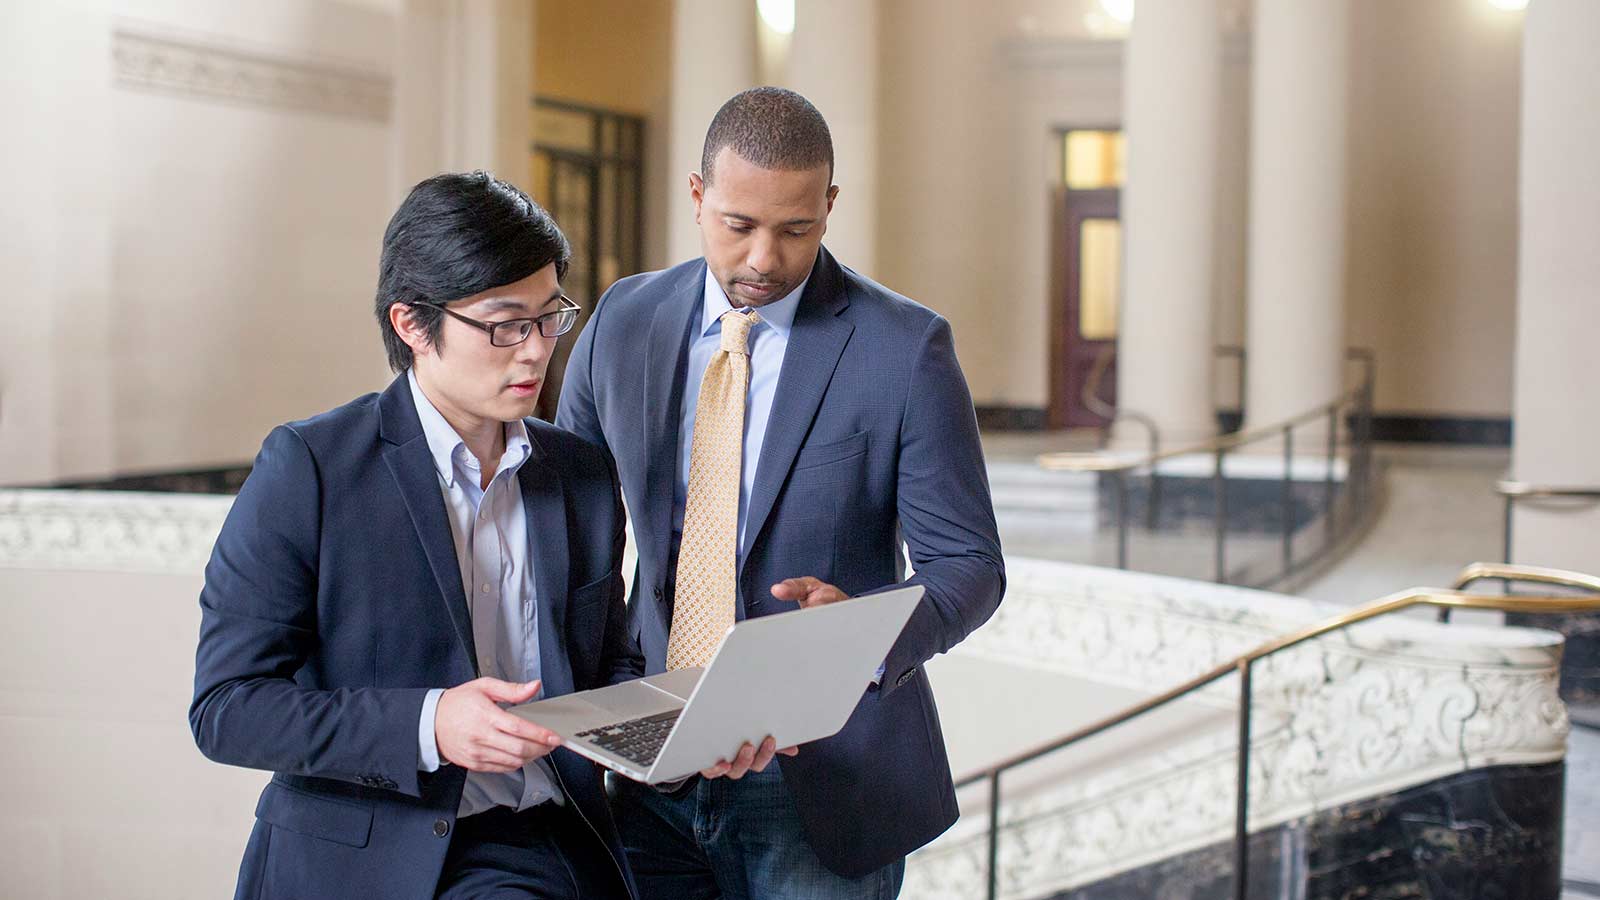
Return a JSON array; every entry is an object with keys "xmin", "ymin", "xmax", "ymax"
[
  {"xmin": 190, "ymin": 375, "xmax": 642, "ymax": 900},
  {"xmin": 556, "ymin": 247, "xmax": 1006, "ymax": 877}
]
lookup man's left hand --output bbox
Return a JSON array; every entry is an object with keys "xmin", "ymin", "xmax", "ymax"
[
  {"xmin": 700, "ymin": 735, "xmax": 800, "ymax": 780},
  {"xmin": 770, "ymin": 576, "xmax": 848, "ymax": 608}
]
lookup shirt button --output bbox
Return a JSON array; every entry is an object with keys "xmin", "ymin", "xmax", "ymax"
[
  {"xmin": 480, "ymin": 584, "xmax": 491, "ymax": 593},
  {"xmin": 433, "ymin": 819, "xmax": 450, "ymax": 838}
]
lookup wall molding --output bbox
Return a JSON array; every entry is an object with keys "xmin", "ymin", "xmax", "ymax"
[
  {"xmin": 0, "ymin": 489, "xmax": 231, "ymax": 575},
  {"xmin": 112, "ymin": 25, "xmax": 392, "ymax": 123}
]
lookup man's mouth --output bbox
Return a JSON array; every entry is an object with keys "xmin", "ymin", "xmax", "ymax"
[{"xmin": 508, "ymin": 380, "xmax": 540, "ymax": 397}]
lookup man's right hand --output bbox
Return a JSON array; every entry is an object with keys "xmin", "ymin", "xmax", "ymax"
[{"xmin": 434, "ymin": 678, "xmax": 562, "ymax": 773}]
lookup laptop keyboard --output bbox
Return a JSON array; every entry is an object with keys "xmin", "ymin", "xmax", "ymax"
[{"xmin": 576, "ymin": 709, "xmax": 681, "ymax": 767}]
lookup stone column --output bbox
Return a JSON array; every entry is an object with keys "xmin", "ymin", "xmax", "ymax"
[
  {"xmin": 1243, "ymin": 0, "xmax": 1350, "ymax": 437},
  {"xmin": 667, "ymin": 0, "xmax": 757, "ymax": 264},
  {"xmin": 788, "ymin": 0, "xmax": 878, "ymax": 276},
  {"xmin": 394, "ymin": 0, "xmax": 535, "ymax": 198},
  {"xmin": 1115, "ymin": 0, "xmax": 1222, "ymax": 447},
  {"xmin": 1511, "ymin": 0, "xmax": 1600, "ymax": 571}
]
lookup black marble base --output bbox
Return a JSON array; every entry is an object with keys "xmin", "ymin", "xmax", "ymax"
[
  {"xmin": 976, "ymin": 405, "xmax": 1051, "ymax": 432},
  {"xmin": 46, "ymin": 465, "xmax": 253, "ymax": 495},
  {"xmin": 1051, "ymin": 763, "xmax": 1565, "ymax": 900},
  {"xmin": 1096, "ymin": 472, "xmax": 1340, "ymax": 535},
  {"xmin": 1369, "ymin": 415, "xmax": 1513, "ymax": 446},
  {"xmin": 1507, "ymin": 610, "xmax": 1600, "ymax": 707}
]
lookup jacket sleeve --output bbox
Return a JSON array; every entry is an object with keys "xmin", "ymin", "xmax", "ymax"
[
  {"xmin": 188, "ymin": 425, "xmax": 430, "ymax": 796},
  {"xmin": 555, "ymin": 287, "xmax": 608, "ymax": 450},
  {"xmin": 598, "ymin": 446, "xmax": 645, "ymax": 687},
  {"xmin": 877, "ymin": 315, "xmax": 1007, "ymax": 696}
]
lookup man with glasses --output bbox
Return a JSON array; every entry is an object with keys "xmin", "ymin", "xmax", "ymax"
[{"xmin": 191, "ymin": 172, "xmax": 640, "ymax": 900}]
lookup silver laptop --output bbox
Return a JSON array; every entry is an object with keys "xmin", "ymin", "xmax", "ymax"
[{"xmin": 508, "ymin": 585, "xmax": 924, "ymax": 784}]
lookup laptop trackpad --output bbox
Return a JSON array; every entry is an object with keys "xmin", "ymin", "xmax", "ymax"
[{"xmin": 590, "ymin": 679, "xmax": 683, "ymax": 718}]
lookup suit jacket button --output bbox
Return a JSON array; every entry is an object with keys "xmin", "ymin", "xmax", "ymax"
[
  {"xmin": 433, "ymin": 819, "xmax": 450, "ymax": 838},
  {"xmin": 381, "ymin": 778, "xmax": 398, "ymax": 790},
  {"xmin": 896, "ymin": 670, "xmax": 914, "ymax": 687},
  {"xmin": 653, "ymin": 586, "xmax": 663, "ymax": 600}
]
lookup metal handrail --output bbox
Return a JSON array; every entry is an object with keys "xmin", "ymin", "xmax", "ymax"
[
  {"xmin": 1045, "ymin": 347, "xmax": 1374, "ymax": 475},
  {"xmin": 955, "ymin": 562, "xmax": 1600, "ymax": 900},
  {"xmin": 1493, "ymin": 480, "xmax": 1600, "ymax": 572},
  {"xmin": 1040, "ymin": 347, "xmax": 1376, "ymax": 585}
]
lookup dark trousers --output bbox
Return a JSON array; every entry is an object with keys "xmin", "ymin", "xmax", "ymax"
[
  {"xmin": 608, "ymin": 768, "xmax": 904, "ymax": 900},
  {"xmin": 436, "ymin": 802, "xmax": 630, "ymax": 900}
]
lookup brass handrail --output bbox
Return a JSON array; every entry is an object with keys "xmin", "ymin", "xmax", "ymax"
[
  {"xmin": 1496, "ymin": 480, "xmax": 1600, "ymax": 500},
  {"xmin": 956, "ymin": 562, "xmax": 1600, "ymax": 900}
]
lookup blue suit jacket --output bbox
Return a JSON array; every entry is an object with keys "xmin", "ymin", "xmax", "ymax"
[
  {"xmin": 190, "ymin": 375, "xmax": 642, "ymax": 900},
  {"xmin": 557, "ymin": 247, "xmax": 1006, "ymax": 877}
]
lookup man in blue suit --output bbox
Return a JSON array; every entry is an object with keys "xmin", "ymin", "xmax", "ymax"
[
  {"xmin": 191, "ymin": 172, "xmax": 641, "ymax": 899},
  {"xmin": 557, "ymin": 88, "xmax": 1006, "ymax": 898}
]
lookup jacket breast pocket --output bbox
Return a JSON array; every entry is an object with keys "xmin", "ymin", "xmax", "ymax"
[{"xmin": 792, "ymin": 430, "xmax": 868, "ymax": 473}]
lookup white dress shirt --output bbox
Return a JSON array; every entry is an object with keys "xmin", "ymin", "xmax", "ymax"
[{"xmin": 409, "ymin": 370, "xmax": 562, "ymax": 814}]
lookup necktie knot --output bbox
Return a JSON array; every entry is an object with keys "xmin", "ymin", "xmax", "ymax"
[{"xmin": 719, "ymin": 309, "xmax": 760, "ymax": 354}]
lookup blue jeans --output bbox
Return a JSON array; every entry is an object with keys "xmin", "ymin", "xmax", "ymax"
[{"xmin": 608, "ymin": 767, "xmax": 904, "ymax": 900}]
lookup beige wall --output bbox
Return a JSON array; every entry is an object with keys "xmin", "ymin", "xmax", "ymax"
[
  {"xmin": 1344, "ymin": 0, "xmax": 1523, "ymax": 418},
  {"xmin": 876, "ymin": 0, "xmax": 1250, "ymax": 409},
  {"xmin": 0, "ymin": 568, "xmax": 267, "ymax": 899},
  {"xmin": 534, "ymin": 0, "xmax": 673, "ymax": 270},
  {"xmin": 877, "ymin": 0, "xmax": 1521, "ymax": 419},
  {"xmin": 2, "ymin": 1, "xmax": 399, "ymax": 486}
]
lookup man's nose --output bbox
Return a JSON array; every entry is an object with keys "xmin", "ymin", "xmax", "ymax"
[{"xmin": 746, "ymin": 231, "xmax": 780, "ymax": 276}]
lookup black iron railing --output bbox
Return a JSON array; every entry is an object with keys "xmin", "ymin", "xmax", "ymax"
[{"xmin": 1047, "ymin": 347, "xmax": 1377, "ymax": 588}]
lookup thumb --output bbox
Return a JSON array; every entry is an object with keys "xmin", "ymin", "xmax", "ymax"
[
  {"xmin": 770, "ymin": 578, "xmax": 811, "ymax": 602},
  {"xmin": 482, "ymin": 678, "xmax": 541, "ymax": 704}
]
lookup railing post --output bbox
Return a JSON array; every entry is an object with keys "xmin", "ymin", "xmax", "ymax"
[
  {"xmin": 1281, "ymin": 425, "xmax": 1295, "ymax": 580},
  {"xmin": 987, "ymin": 771, "xmax": 1001, "ymax": 900},
  {"xmin": 1324, "ymin": 405, "xmax": 1338, "ymax": 547},
  {"xmin": 1114, "ymin": 470, "xmax": 1130, "ymax": 570},
  {"xmin": 1235, "ymin": 658, "xmax": 1253, "ymax": 900},
  {"xmin": 1502, "ymin": 493, "xmax": 1515, "ymax": 594},
  {"xmin": 1215, "ymin": 447, "xmax": 1229, "ymax": 584}
]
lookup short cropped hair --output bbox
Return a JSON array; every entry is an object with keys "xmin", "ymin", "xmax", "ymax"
[
  {"xmin": 701, "ymin": 87, "xmax": 833, "ymax": 185},
  {"xmin": 374, "ymin": 171, "xmax": 570, "ymax": 372}
]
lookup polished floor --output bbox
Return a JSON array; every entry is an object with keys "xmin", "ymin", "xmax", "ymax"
[{"xmin": 980, "ymin": 435, "xmax": 1599, "ymax": 898}]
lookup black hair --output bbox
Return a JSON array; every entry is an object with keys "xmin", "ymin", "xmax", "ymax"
[
  {"xmin": 701, "ymin": 87, "xmax": 834, "ymax": 185},
  {"xmin": 375, "ymin": 171, "xmax": 570, "ymax": 372}
]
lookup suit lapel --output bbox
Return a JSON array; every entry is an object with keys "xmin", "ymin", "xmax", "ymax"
[
  {"xmin": 640, "ymin": 263, "xmax": 705, "ymax": 571},
  {"xmin": 379, "ymin": 377, "xmax": 478, "ymax": 671},
  {"xmin": 741, "ymin": 250, "xmax": 854, "ymax": 573},
  {"xmin": 518, "ymin": 435, "xmax": 574, "ymax": 698}
]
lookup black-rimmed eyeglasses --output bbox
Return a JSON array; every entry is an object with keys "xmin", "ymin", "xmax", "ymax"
[{"xmin": 416, "ymin": 296, "xmax": 581, "ymax": 347}]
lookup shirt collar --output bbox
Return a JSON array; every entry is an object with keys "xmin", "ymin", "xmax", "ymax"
[
  {"xmin": 700, "ymin": 265, "xmax": 808, "ymax": 340},
  {"xmin": 407, "ymin": 368, "xmax": 532, "ymax": 489}
]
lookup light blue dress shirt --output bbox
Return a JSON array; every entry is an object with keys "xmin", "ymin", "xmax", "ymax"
[
  {"xmin": 409, "ymin": 371, "xmax": 562, "ymax": 814},
  {"xmin": 672, "ymin": 267, "xmax": 808, "ymax": 571}
]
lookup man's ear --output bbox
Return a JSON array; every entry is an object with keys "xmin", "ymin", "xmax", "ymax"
[
  {"xmin": 389, "ymin": 302, "xmax": 433, "ymax": 358},
  {"xmin": 826, "ymin": 184, "xmax": 839, "ymax": 215},
  {"xmin": 690, "ymin": 172, "xmax": 705, "ymax": 224}
]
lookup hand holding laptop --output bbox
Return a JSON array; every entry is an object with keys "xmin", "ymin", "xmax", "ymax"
[
  {"xmin": 507, "ymin": 586, "xmax": 923, "ymax": 784},
  {"xmin": 700, "ymin": 735, "xmax": 799, "ymax": 780},
  {"xmin": 437, "ymin": 677, "xmax": 564, "ymax": 773}
]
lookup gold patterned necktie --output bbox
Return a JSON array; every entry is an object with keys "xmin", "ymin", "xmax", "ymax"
[{"xmin": 667, "ymin": 309, "xmax": 762, "ymax": 670}]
